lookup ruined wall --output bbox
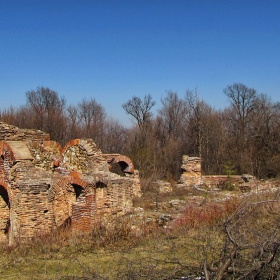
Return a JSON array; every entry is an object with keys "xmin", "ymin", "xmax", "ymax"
[
  {"xmin": 27, "ymin": 141, "xmax": 62, "ymax": 171},
  {"xmin": 62, "ymin": 139, "xmax": 109, "ymax": 174},
  {"xmin": 104, "ymin": 154, "xmax": 142, "ymax": 197},
  {"xmin": 0, "ymin": 122, "xmax": 49, "ymax": 142},
  {"xmin": 179, "ymin": 155, "xmax": 255, "ymax": 190},
  {"xmin": 0, "ymin": 122, "xmax": 141, "ymax": 245},
  {"xmin": 179, "ymin": 156, "xmax": 202, "ymax": 186}
]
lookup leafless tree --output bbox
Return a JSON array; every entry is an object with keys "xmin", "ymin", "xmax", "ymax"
[
  {"xmin": 155, "ymin": 91, "xmax": 187, "ymax": 179},
  {"xmin": 66, "ymin": 105, "xmax": 82, "ymax": 140},
  {"xmin": 185, "ymin": 91, "xmax": 214, "ymax": 161},
  {"xmin": 0, "ymin": 106, "xmax": 31, "ymax": 128},
  {"xmin": 122, "ymin": 94, "xmax": 155, "ymax": 129},
  {"xmin": 185, "ymin": 90, "xmax": 205, "ymax": 159},
  {"xmin": 223, "ymin": 83, "xmax": 256, "ymax": 128},
  {"xmin": 201, "ymin": 110, "xmax": 225, "ymax": 174},
  {"xmin": 223, "ymin": 83, "xmax": 257, "ymax": 173},
  {"xmin": 158, "ymin": 91, "xmax": 187, "ymax": 139},
  {"xmin": 122, "ymin": 94, "xmax": 157, "ymax": 180},
  {"xmin": 263, "ymin": 101, "xmax": 280, "ymax": 178},
  {"xmin": 77, "ymin": 98, "xmax": 106, "ymax": 148},
  {"xmin": 26, "ymin": 87, "xmax": 67, "ymax": 143},
  {"xmin": 102, "ymin": 118, "xmax": 128, "ymax": 153}
]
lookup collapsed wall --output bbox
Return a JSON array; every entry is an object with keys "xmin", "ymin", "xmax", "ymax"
[
  {"xmin": 0, "ymin": 122, "xmax": 141, "ymax": 245},
  {"xmin": 179, "ymin": 155, "xmax": 256, "ymax": 189}
]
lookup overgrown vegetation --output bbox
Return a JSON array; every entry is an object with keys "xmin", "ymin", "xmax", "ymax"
[
  {"xmin": 1, "ymin": 83, "xmax": 280, "ymax": 278},
  {"xmin": 1, "ymin": 83, "xmax": 280, "ymax": 181},
  {"xmin": 1, "ymin": 186, "xmax": 280, "ymax": 279}
]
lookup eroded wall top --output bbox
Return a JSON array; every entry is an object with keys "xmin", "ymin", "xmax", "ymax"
[{"xmin": 0, "ymin": 122, "xmax": 50, "ymax": 142}]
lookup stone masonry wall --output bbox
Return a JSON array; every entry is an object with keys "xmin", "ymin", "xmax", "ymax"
[
  {"xmin": 0, "ymin": 122, "xmax": 141, "ymax": 245},
  {"xmin": 104, "ymin": 154, "xmax": 142, "ymax": 197},
  {"xmin": 0, "ymin": 122, "xmax": 49, "ymax": 142},
  {"xmin": 179, "ymin": 155, "xmax": 202, "ymax": 186},
  {"xmin": 179, "ymin": 156, "xmax": 255, "ymax": 189}
]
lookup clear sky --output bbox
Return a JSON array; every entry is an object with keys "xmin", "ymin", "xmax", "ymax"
[{"xmin": 1, "ymin": 0, "xmax": 279, "ymax": 125}]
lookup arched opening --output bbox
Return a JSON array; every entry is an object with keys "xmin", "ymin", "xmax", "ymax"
[
  {"xmin": 119, "ymin": 161, "xmax": 130, "ymax": 173},
  {"xmin": 95, "ymin": 181, "xmax": 108, "ymax": 214},
  {"xmin": 110, "ymin": 160, "xmax": 132, "ymax": 177},
  {"xmin": 96, "ymin": 181, "xmax": 107, "ymax": 188},
  {"xmin": 110, "ymin": 162, "xmax": 126, "ymax": 176},
  {"xmin": 72, "ymin": 184, "xmax": 84, "ymax": 201},
  {"xmin": 0, "ymin": 185, "xmax": 10, "ymax": 242},
  {"xmin": 53, "ymin": 180, "xmax": 86, "ymax": 229}
]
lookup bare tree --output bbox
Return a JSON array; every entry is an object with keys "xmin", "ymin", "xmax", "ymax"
[
  {"xmin": 102, "ymin": 118, "xmax": 128, "ymax": 153},
  {"xmin": 223, "ymin": 83, "xmax": 256, "ymax": 134},
  {"xmin": 223, "ymin": 83, "xmax": 257, "ymax": 173},
  {"xmin": 155, "ymin": 91, "xmax": 187, "ymax": 179},
  {"xmin": 246, "ymin": 94, "xmax": 275, "ymax": 177},
  {"xmin": 184, "ymin": 90, "xmax": 226, "ymax": 175},
  {"xmin": 66, "ymin": 105, "xmax": 82, "ymax": 140},
  {"xmin": 201, "ymin": 110, "xmax": 225, "ymax": 175},
  {"xmin": 185, "ymin": 90, "xmax": 209, "ymax": 159},
  {"xmin": 26, "ymin": 87, "xmax": 67, "ymax": 143},
  {"xmin": 259, "ymin": 100, "xmax": 280, "ymax": 178},
  {"xmin": 158, "ymin": 91, "xmax": 187, "ymax": 139},
  {"xmin": 0, "ymin": 106, "xmax": 30, "ymax": 127},
  {"xmin": 122, "ymin": 94, "xmax": 156, "ymax": 179},
  {"xmin": 122, "ymin": 94, "xmax": 156, "ymax": 129},
  {"xmin": 77, "ymin": 98, "xmax": 107, "ymax": 148}
]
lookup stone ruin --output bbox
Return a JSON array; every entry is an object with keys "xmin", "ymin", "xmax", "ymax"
[
  {"xmin": 0, "ymin": 122, "xmax": 141, "ymax": 246},
  {"xmin": 179, "ymin": 155, "xmax": 256, "ymax": 189},
  {"xmin": 179, "ymin": 155, "xmax": 202, "ymax": 186}
]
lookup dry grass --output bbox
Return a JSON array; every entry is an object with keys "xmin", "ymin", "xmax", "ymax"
[
  {"xmin": 172, "ymin": 197, "xmax": 239, "ymax": 230},
  {"xmin": 0, "ymin": 211, "xmax": 220, "ymax": 279},
  {"xmin": 0, "ymin": 230, "xmax": 203, "ymax": 279},
  {"xmin": 1, "ymin": 187, "xmax": 280, "ymax": 279}
]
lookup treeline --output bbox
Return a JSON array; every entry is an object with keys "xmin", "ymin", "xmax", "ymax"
[{"xmin": 1, "ymin": 83, "xmax": 280, "ymax": 181}]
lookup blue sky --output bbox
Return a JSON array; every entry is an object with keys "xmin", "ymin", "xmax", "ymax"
[{"xmin": 0, "ymin": 0, "xmax": 279, "ymax": 125}]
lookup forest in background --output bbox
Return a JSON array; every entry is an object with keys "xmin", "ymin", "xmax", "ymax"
[{"xmin": 0, "ymin": 82, "xmax": 280, "ymax": 182}]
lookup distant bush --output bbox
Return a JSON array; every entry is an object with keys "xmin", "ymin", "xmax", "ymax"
[
  {"xmin": 171, "ymin": 198, "xmax": 239, "ymax": 230},
  {"xmin": 217, "ymin": 179, "xmax": 237, "ymax": 191}
]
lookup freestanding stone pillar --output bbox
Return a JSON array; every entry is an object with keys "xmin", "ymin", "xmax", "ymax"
[{"xmin": 179, "ymin": 155, "xmax": 202, "ymax": 186}]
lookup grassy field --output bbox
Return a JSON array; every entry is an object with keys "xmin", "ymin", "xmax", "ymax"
[
  {"xmin": 1, "ymin": 182, "xmax": 280, "ymax": 279},
  {"xmin": 0, "ymin": 228, "xmax": 216, "ymax": 279}
]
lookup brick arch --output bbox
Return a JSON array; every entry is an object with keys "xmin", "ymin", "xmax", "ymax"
[
  {"xmin": 93, "ymin": 173, "xmax": 110, "ymax": 186},
  {"xmin": 43, "ymin": 141, "xmax": 63, "ymax": 154},
  {"xmin": 62, "ymin": 138, "xmax": 100, "ymax": 157},
  {"xmin": 42, "ymin": 141, "xmax": 63, "ymax": 167},
  {"xmin": 94, "ymin": 179, "xmax": 109, "ymax": 214},
  {"xmin": 62, "ymin": 139, "xmax": 81, "ymax": 155},
  {"xmin": 0, "ymin": 178, "xmax": 12, "ymax": 244},
  {"xmin": 0, "ymin": 178, "xmax": 12, "ymax": 200},
  {"xmin": 105, "ymin": 154, "xmax": 134, "ymax": 174},
  {"xmin": 68, "ymin": 171, "xmax": 88, "ymax": 189},
  {"xmin": 0, "ymin": 141, "xmax": 16, "ymax": 164},
  {"xmin": 49, "ymin": 172, "xmax": 89, "ymax": 228},
  {"xmin": 48, "ymin": 172, "xmax": 88, "ymax": 203}
]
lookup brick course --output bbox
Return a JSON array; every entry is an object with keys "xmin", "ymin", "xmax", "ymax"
[{"xmin": 0, "ymin": 122, "xmax": 141, "ymax": 245}]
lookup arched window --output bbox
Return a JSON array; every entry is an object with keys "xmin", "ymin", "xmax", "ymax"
[
  {"xmin": 0, "ymin": 185, "xmax": 10, "ymax": 242},
  {"xmin": 95, "ymin": 181, "xmax": 108, "ymax": 214},
  {"xmin": 72, "ymin": 184, "xmax": 84, "ymax": 200}
]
